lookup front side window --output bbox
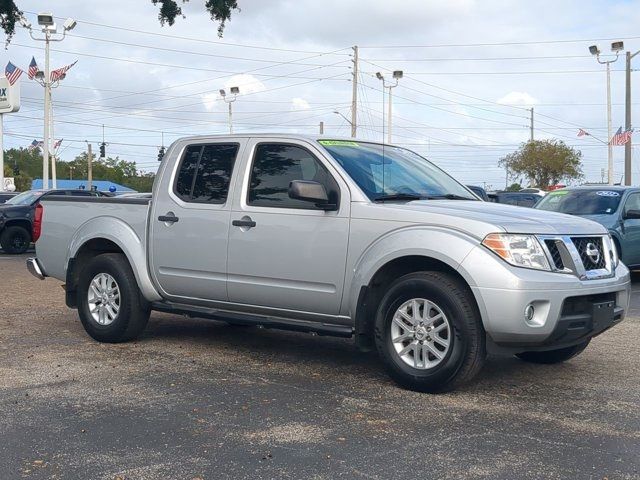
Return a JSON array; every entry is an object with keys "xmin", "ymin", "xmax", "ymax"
[
  {"xmin": 248, "ymin": 143, "xmax": 338, "ymax": 209},
  {"xmin": 624, "ymin": 193, "xmax": 640, "ymax": 214},
  {"xmin": 319, "ymin": 140, "xmax": 476, "ymax": 202},
  {"xmin": 174, "ymin": 143, "xmax": 239, "ymax": 204}
]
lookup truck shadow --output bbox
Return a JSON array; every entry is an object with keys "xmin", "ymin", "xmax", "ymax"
[{"xmin": 142, "ymin": 312, "xmax": 569, "ymax": 394}]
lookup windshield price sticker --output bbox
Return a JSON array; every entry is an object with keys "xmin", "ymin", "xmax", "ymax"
[
  {"xmin": 318, "ymin": 140, "xmax": 359, "ymax": 147},
  {"xmin": 596, "ymin": 191, "xmax": 620, "ymax": 197},
  {"xmin": 549, "ymin": 190, "xmax": 569, "ymax": 196}
]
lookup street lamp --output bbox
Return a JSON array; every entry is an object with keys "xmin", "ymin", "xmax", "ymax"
[
  {"xmin": 333, "ymin": 110, "xmax": 354, "ymax": 131},
  {"xmin": 376, "ymin": 70, "xmax": 403, "ymax": 144},
  {"xmin": 590, "ymin": 41, "xmax": 623, "ymax": 185},
  {"xmin": 220, "ymin": 86, "xmax": 240, "ymax": 134},
  {"xmin": 19, "ymin": 12, "xmax": 76, "ymax": 189}
]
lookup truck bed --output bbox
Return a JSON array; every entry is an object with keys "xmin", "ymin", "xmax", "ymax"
[{"xmin": 36, "ymin": 196, "xmax": 151, "ymax": 281}]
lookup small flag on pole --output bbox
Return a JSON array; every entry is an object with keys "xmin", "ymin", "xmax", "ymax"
[
  {"xmin": 610, "ymin": 127, "xmax": 634, "ymax": 146},
  {"xmin": 28, "ymin": 139, "xmax": 44, "ymax": 151},
  {"xmin": 577, "ymin": 128, "xmax": 589, "ymax": 137},
  {"xmin": 27, "ymin": 56, "xmax": 38, "ymax": 79},
  {"xmin": 50, "ymin": 60, "xmax": 77, "ymax": 82},
  {"xmin": 53, "ymin": 139, "xmax": 63, "ymax": 149},
  {"xmin": 5, "ymin": 62, "xmax": 23, "ymax": 85}
]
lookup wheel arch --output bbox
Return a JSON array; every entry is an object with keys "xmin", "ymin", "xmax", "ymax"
[
  {"xmin": 348, "ymin": 227, "xmax": 483, "ymax": 351},
  {"xmin": 2, "ymin": 219, "xmax": 32, "ymax": 237},
  {"xmin": 65, "ymin": 217, "xmax": 161, "ymax": 307}
]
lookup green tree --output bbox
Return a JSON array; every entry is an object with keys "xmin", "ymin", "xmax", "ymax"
[
  {"xmin": 505, "ymin": 182, "xmax": 522, "ymax": 192},
  {"xmin": 0, "ymin": 1, "xmax": 239, "ymax": 42},
  {"xmin": 499, "ymin": 140, "xmax": 583, "ymax": 190}
]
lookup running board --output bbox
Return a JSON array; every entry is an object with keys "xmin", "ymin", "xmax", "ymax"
[{"xmin": 151, "ymin": 302, "xmax": 354, "ymax": 338}]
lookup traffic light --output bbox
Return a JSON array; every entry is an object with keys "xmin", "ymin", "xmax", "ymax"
[
  {"xmin": 99, "ymin": 142, "xmax": 106, "ymax": 158},
  {"xmin": 158, "ymin": 146, "xmax": 165, "ymax": 162}
]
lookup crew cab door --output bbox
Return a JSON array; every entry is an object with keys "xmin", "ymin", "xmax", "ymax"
[
  {"xmin": 149, "ymin": 140, "xmax": 244, "ymax": 302},
  {"xmin": 227, "ymin": 139, "xmax": 350, "ymax": 316}
]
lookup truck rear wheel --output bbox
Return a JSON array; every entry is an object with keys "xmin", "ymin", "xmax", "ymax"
[
  {"xmin": 374, "ymin": 271, "xmax": 486, "ymax": 393},
  {"xmin": 77, "ymin": 253, "xmax": 149, "ymax": 343},
  {"xmin": 515, "ymin": 340, "xmax": 590, "ymax": 364},
  {"xmin": 1, "ymin": 225, "xmax": 31, "ymax": 254}
]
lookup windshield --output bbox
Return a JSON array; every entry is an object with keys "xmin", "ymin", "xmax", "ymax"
[
  {"xmin": 5, "ymin": 190, "xmax": 44, "ymax": 205},
  {"xmin": 536, "ymin": 189, "xmax": 622, "ymax": 215},
  {"xmin": 319, "ymin": 140, "xmax": 477, "ymax": 201}
]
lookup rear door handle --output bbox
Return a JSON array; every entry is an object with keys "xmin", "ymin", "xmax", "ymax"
[
  {"xmin": 158, "ymin": 213, "xmax": 179, "ymax": 223},
  {"xmin": 232, "ymin": 218, "xmax": 256, "ymax": 228}
]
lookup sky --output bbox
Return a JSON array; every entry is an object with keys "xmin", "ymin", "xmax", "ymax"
[{"xmin": 2, "ymin": 0, "xmax": 640, "ymax": 189}]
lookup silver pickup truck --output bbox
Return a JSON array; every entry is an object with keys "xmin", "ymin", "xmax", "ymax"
[{"xmin": 27, "ymin": 134, "xmax": 630, "ymax": 392}]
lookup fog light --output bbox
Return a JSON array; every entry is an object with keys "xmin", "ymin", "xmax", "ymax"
[{"xmin": 524, "ymin": 304, "xmax": 535, "ymax": 322}]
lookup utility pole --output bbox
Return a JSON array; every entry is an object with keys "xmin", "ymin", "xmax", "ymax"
[
  {"xmin": 624, "ymin": 49, "xmax": 640, "ymax": 185},
  {"xmin": 351, "ymin": 46, "xmax": 358, "ymax": 138},
  {"xmin": 43, "ymin": 30, "xmax": 50, "ymax": 189},
  {"xmin": 86, "ymin": 142, "xmax": 93, "ymax": 191},
  {"xmin": 319, "ymin": 121, "xmax": 324, "ymax": 135},
  {"xmin": 529, "ymin": 108, "xmax": 534, "ymax": 141},
  {"xmin": 69, "ymin": 165, "xmax": 74, "ymax": 180}
]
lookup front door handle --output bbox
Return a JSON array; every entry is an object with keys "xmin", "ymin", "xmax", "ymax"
[
  {"xmin": 158, "ymin": 213, "xmax": 179, "ymax": 223},
  {"xmin": 232, "ymin": 218, "xmax": 256, "ymax": 228}
]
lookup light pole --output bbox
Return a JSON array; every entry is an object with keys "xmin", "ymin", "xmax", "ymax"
[
  {"xmin": 220, "ymin": 86, "xmax": 239, "ymax": 134},
  {"xmin": 376, "ymin": 70, "xmax": 403, "ymax": 144},
  {"xmin": 624, "ymin": 48, "xmax": 640, "ymax": 185},
  {"xmin": 333, "ymin": 110, "xmax": 354, "ymax": 132},
  {"xmin": 20, "ymin": 13, "xmax": 76, "ymax": 189},
  {"xmin": 589, "ymin": 41, "xmax": 623, "ymax": 185}
]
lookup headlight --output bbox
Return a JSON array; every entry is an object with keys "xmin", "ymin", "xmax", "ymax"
[
  {"xmin": 609, "ymin": 234, "xmax": 619, "ymax": 267},
  {"xmin": 482, "ymin": 233, "xmax": 551, "ymax": 271}
]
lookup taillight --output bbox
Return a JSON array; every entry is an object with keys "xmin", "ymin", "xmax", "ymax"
[{"xmin": 33, "ymin": 203, "xmax": 43, "ymax": 242}]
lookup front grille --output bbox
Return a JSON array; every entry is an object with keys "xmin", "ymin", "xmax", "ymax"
[
  {"xmin": 571, "ymin": 237, "xmax": 607, "ymax": 270},
  {"xmin": 544, "ymin": 240, "xmax": 564, "ymax": 270}
]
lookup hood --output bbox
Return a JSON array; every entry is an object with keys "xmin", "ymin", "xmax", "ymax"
[{"xmin": 355, "ymin": 200, "xmax": 608, "ymax": 238}]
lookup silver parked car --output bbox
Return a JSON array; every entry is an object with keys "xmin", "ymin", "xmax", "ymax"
[{"xmin": 27, "ymin": 135, "xmax": 630, "ymax": 392}]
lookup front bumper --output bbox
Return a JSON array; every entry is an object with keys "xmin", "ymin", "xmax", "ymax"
[
  {"xmin": 460, "ymin": 245, "xmax": 631, "ymax": 349},
  {"xmin": 26, "ymin": 257, "xmax": 46, "ymax": 280}
]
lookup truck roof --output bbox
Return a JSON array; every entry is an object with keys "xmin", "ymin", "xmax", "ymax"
[{"xmin": 171, "ymin": 133, "xmax": 386, "ymax": 145}]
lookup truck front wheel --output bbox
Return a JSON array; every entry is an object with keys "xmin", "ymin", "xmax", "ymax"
[
  {"xmin": 515, "ymin": 340, "xmax": 590, "ymax": 364},
  {"xmin": 77, "ymin": 253, "xmax": 150, "ymax": 343},
  {"xmin": 374, "ymin": 271, "xmax": 486, "ymax": 393}
]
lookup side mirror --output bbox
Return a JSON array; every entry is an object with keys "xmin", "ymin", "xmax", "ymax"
[
  {"xmin": 288, "ymin": 180, "xmax": 337, "ymax": 210},
  {"xmin": 624, "ymin": 209, "xmax": 640, "ymax": 220}
]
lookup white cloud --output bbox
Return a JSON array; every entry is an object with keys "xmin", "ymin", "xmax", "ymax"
[
  {"xmin": 497, "ymin": 91, "xmax": 539, "ymax": 106},
  {"xmin": 291, "ymin": 98, "xmax": 310, "ymax": 110}
]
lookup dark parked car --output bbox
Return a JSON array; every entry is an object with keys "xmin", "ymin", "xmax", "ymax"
[
  {"xmin": 0, "ymin": 189, "xmax": 105, "ymax": 254},
  {"xmin": 466, "ymin": 185, "xmax": 489, "ymax": 201},
  {"xmin": 0, "ymin": 192, "xmax": 17, "ymax": 204},
  {"xmin": 489, "ymin": 191, "xmax": 543, "ymax": 208},
  {"xmin": 535, "ymin": 186, "xmax": 640, "ymax": 268}
]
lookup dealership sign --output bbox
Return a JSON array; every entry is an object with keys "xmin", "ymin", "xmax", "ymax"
[{"xmin": 0, "ymin": 77, "xmax": 20, "ymax": 113}]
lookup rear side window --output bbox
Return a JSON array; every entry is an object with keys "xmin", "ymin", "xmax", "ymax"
[
  {"xmin": 174, "ymin": 143, "xmax": 239, "ymax": 204},
  {"xmin": 248, "ymin": 143, "xmax": 338, "ymax": 209}
]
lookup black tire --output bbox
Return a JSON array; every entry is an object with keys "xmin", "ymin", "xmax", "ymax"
[
  {"xmin": 374, "ymin": 271, "xmax": 486, "ymax": 393},
  {"xmin": 77, "ymin": 253, "xmax": 150, "ymax": 343},
  {"xmin": 515, "ymin": 340, "xmax": 590, "ymax": 364},
  {"xmin": 0, "ymin": 225, "xmax": 31, "ymax": 254}
]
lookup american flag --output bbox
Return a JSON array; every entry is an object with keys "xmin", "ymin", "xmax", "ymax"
[
  {"xmin": 28, "ymin": 139, "xmax": 44, "ymax": 151},
  {"xmin": 27, "ymin": 56, "xmax": 38, "ymax": 79},
  {"xmin": 577, "ymin": 128, "xmax": 589, "ymax": 137},
  {"xmin": 53, "ymin": 139, "xmax": 63, "ymax": 149},
  {"xmin": 610, "ymin": 127, "xmax": 634, "ymax": 146},
  {"xmin": 5, "ymin": 62, "xmax": 23, "ymax": 86},
  {"xmin": 50, "ymin": 60, "xmax": 77, "ymax": 82}
]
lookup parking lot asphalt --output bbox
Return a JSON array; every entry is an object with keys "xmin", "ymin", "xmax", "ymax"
[{"xmin": 1, "ymin": 252, "xmax": 639, "ymax": 480}]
